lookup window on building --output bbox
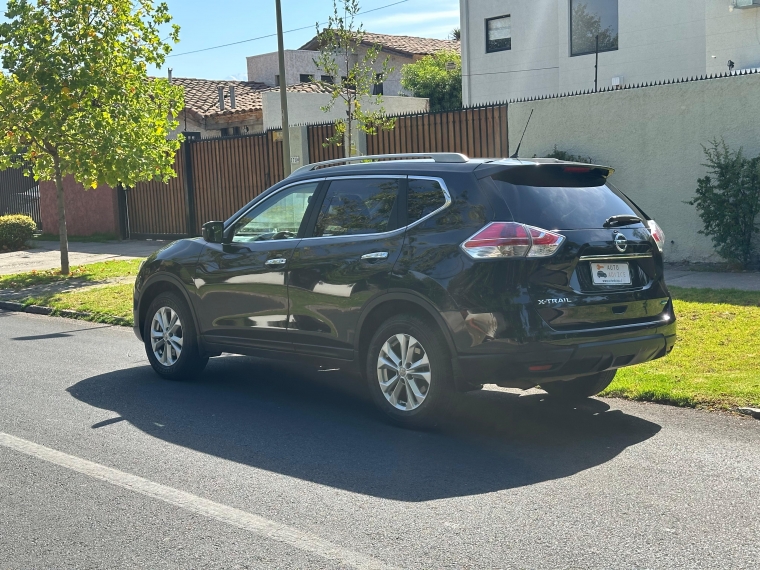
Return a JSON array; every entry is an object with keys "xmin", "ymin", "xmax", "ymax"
[
  {"xmin": 220, "ymin": 128, "xmax": 230, "ymax": 137},
  {"xmin": 232, "ymin": 126, "xmax": 241, "ymax": 136},
  {"xmin": 274, "ymin": 74, "xmax": 280, "ymax": 85},
  {"xmin": 486, "ymin": 15, "xmax": 511, "ymax": 53},
  {"xmin": 373, "ymin": 73, "xmax": 384, "ymax": 96},
  {"xmin": 570, "ymin": 0, "xmax": 619, "ymax": 56},
  {"xmin": 300, "ymin": 73, "xmax": 313, "ymax": 83}
]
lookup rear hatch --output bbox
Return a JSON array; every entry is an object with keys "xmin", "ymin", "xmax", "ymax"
[{"xmin": 478, "ymin": 163, "xmax": 670, "ymax": 331}]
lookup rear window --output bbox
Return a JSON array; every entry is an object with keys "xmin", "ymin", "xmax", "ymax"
[{"xmin": 487, "ymin": 172, "xmax": 642, "ymax": 230}]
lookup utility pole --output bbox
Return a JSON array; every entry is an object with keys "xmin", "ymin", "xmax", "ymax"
[
  {"xmin": 275, "ymin": 0, "xmax": 291, "ymax": 176},
  {"xmin": 594, "ymin": 34, "xmax": 599, "ymax": 92}
]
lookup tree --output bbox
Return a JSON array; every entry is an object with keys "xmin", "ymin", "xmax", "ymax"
[
  {"xmin": 450, "ymin": 28, "xmax": 460, "ymax": 41},
  {"xmin": 313, "ymin": 0, "xmax": 395, "ymax": 157},
  {"xmin": 571, "ymin": 1, "xmax": 618, "ymax": 55},
  {"xmin": 688, "ymin": 140, "xmax": 760, "ymax": 269},
  {"xmin": 401, "ymin": 49, "xmax": 462, "ymax": 112},
  {"xmin": 0, "ymin": 0, "xmax": 183, "ymax": 274}
]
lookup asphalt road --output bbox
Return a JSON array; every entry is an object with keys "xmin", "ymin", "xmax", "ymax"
[{"xmin": 1, "ymin": 311, "xmax": 758, "ymax": 569}]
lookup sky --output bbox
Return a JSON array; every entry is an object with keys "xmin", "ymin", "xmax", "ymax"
[
  {"xmin": 155, "ymin": 0, "xmax": 460, "ymax": 80},
  {"xmin": 0, "ymin": 0, "xmax": 460, "ymax": 80}
]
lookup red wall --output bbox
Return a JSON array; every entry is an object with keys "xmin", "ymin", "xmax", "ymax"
[{"xmin": 40, "ymin": 176, "xmax": 119, "ymax": 236}]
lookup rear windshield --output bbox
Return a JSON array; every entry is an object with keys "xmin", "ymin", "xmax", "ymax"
[{"xmin": 487, "ymin": 173, "xmax": 643, "ymax": 230}]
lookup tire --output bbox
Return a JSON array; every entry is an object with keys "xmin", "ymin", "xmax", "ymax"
[
  {"xmin": 365, "ymin": 314, "xmax": 453, "ymax": 428},
  {"xmin": 540, "ymin": 370, "xmax": 617, "ymax": 400},
  {"xmin": 144, "ymin": 292, "xmax": 208, "ymax": 381}
]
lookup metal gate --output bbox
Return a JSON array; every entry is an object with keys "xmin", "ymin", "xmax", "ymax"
[{"xmin": 0, "ymin": 164, "xmax": 41, "ymax": 228}]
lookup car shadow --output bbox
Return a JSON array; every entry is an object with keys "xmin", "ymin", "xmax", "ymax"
[{"xmin": 67, "ymin": 356, "xmax": 661, "ymax": 502}]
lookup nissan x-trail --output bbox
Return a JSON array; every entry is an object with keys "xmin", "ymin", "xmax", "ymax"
[{"xmin": 133, "ymin": 153, "xmax": 676, "ymax": 426}]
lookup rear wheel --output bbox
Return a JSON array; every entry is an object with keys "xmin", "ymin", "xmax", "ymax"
[
  {"xmin": 144, "ymin": 292, "xmax": 208, "ymax": 381},
  {"xmin": 540, "ymin": 370, "xmax": 616, "ymax": 400},
  {"xmin": 366, "ymin": 315, "xmax": 452, "ymax": 428}
]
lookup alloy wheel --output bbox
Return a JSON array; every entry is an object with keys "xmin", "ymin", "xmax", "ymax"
[
  {"xmin": 376, "ymin": 334, "xmax": 431, "ymax": 411},
  {"xmin": 150, "ymin": 306, "xmax": 183, "ymax": 366}
]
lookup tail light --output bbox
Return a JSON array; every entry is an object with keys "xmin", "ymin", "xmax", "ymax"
[
  {"xmin": 461, "ymin": 222, "xmax": 565, "ymax": 259},
  {"xmin": 647, "ymin": 220, "xmax": 665, "ymax": 253}
]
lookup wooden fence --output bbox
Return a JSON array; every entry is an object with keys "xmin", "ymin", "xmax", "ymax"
[
  {"xmin": 367, "ymin": 104, "xmax": 509, "ymax": 158},
  {"xmin": 0, "ymin": 163, "xmax": 41, "ymax": 228},
  {"xmin": 121, "ymin": 103, "xmax": 510, "ymax": 239},
  {"xmin": 126, "ymin": 131, "xmax": 284, "ymax": 239},
  {"xmin": 307, "ymin": 123, "xmax": 344, "ymax": 164}
]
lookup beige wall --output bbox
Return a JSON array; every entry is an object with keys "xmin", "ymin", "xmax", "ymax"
[
  {"xmin": 462, "ymin": 0, "xmax": 760, "ymax": 105},
  {"xmin": 247, "ymin": 48, "xmax": 414, "ymax": 96},
  {"xmin": 508, "ymin": 72, "xmax": 760, "ymax": 262},
  {"xmin": 261, "ymin": 91, "xmax": 429, "ymax": 130}
]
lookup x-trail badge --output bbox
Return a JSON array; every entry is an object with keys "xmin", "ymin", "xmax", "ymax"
[{"xmin": 614, "ymin": 233, "xmax": 628, "ymax": 253}]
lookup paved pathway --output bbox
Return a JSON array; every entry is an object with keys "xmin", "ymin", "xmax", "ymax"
[
  {"xmin": 2, "ymin": 240, "xmax": 758, "ymax": 292},
  {"xmin": 665, "ymin": 267, "xmax": 760, "ymax": 291},
  {"xmin": 0, "ymin": 240, "xmax": 166, "ymax": 275}
]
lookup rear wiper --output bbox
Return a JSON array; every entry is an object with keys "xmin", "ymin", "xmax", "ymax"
[{"xmin": 604, "ymin": 214, "xmax": 642, "ymax": 228}]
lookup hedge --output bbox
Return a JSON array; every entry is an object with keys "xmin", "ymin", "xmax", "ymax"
[{"xmin": 0, "ymin": 214, "xmax": 37, "ymax": 250}]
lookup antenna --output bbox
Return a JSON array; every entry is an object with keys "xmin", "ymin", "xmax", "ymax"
[{"xmin": 510, "ymin": 109, "xmax": 534, "ymax": 159}]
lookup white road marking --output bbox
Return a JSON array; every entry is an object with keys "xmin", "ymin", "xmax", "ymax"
[{"xmin": 0, "ymin": 432, "xmax": 395, "ymax": 570}]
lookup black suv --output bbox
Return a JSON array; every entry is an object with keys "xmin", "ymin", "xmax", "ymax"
[{"xmin": 133, "ymin": 153, "xmax": 676, "ymax": 426}]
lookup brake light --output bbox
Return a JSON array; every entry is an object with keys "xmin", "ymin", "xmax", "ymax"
[
  {"xmin": 462, "ymin": 222, "xmax": 565, "ymax": 259},
  {"xmin": 647, "ymin": 220, "xmax": 665, "ymax": 253}
]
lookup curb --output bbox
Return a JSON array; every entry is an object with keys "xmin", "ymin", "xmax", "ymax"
[
  {"xmin": 0, "ymin": 302, "xmax": 130, "ymax": 327},
  {"xmin": 737, "ymin": 407, "xmax": 760, "ymax": 420}
]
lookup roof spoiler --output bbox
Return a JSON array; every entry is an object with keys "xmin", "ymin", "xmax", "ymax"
[{"xmin": 475, "ymin": 158, "xmax": 614, "ymax": 180}]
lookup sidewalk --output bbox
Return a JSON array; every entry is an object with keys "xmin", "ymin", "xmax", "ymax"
[
  {"xmin": 1, "ymin": 240, "xmax": 758, "ymax": 292},
  {"xmin": 0, "ymin": 240, "xmax": 167, "ymax": 275},
  {"xmin": 665, "ymin": 267, "xmax": 760, "ymax": 291}
]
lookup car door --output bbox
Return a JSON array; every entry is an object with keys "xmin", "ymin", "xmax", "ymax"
[
  {"xmin": 287, "ymin": 176, "xmax": 405, "ymax": 359},
  {"xmin": 195, "ymin": 180, "xmax": 322, "ymax": 353}
]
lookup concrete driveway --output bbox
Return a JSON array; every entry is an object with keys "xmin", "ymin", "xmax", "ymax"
[{"xmin": 0, "ymin": 240, "xmax": 168, "ymax": 275}]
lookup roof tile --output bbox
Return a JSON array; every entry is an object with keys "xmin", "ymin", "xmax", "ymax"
[{"xmin": 172, "ymin": 78, "xmax": 334, "ymax": 118}]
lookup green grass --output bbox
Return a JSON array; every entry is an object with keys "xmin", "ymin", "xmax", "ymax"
[
  {"xmin": 601, "ymin": 286, "xmax": 760, "ymax": 410},
  {"xmin": 23, "ymin": 283, "xmax": 134, "ymax": 326},
  {"xmin": 32, "ymin": 232, "xmax": 118, "ymax": 243},
  {"xmin": 0, "ymin": 258, "xmax": 143, "ymax": 290}
]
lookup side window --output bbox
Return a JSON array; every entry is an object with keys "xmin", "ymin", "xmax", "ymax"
[
  {"xmin": 407, "ymin": 178, "xmax": 448, "ymax": 224},
  {"xmin": 313, "ymin": 178, "xmax": 399, "ymax": 237},
  {"xmin": 232, "ymin": 182, "xmax": 319, "ymax": 243}
]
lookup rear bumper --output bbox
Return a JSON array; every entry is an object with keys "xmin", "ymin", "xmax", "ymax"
[{"xmin": 456, "ymin": 321, "xmax": 676, "ymax": 389}]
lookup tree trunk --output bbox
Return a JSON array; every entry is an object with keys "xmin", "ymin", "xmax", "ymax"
[{"xmin": 53, "ymin": 164, "xmax": 70, "ymax": 275}]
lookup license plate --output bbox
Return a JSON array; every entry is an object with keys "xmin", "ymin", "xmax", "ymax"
[{"xmin": 591, "ymin": 262, "xmax": 631, "ymax": 285}]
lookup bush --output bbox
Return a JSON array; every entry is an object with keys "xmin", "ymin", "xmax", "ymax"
[
  {"xmin": 400, "ymin": 49, "xmax": 462, "ymax": 112},
  {"xmin": 0, "ymin": 214, "xmax": 36, "ymax": 250},
  {"xmin": 688, "ymin": 140, "xmax": 760, "ymax": 269}
]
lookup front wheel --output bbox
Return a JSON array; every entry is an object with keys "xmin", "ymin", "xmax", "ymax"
[
  {"xmin": 144, "ymin": 292, "xmax": 208, "ymax": 381},
  {"xmin": 366, "ymin": 315, "xmax": 453, "ymax": 428},
  {"xmin": 540, "ymin": 370, "xmax": 617, "ymax": 400}
]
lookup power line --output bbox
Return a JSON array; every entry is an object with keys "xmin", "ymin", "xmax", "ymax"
[{"xmin": 167, "ymin": 0, "xmax": 410, "ymax": 58}]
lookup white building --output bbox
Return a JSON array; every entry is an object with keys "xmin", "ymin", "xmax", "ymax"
[
  {"xmin": 247, "ymin": 32, "xmax": 460, "ymax": 96},
  {"xmin": 460, "ymin": 0, "xmax": 760, "ymax": 105}
]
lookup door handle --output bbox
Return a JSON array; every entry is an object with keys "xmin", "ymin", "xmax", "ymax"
[
  {"xmin": 361, "ymin": 251, "xmax": 389, "ymax": 261},
  {"xmin": 265, "ymin": 258, "xmax": 287, "ymax": 266}
]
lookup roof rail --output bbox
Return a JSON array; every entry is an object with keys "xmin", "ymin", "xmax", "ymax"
[{"xmin": 289, "ymin": 153, "xmax": 469, "ymax": 177}]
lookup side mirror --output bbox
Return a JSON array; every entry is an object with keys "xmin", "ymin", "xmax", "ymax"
[{"xmin": 202, "ymin": 221, "xmax": 225, "ymax": 244}]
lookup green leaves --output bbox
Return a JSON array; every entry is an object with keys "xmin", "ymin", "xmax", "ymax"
[
  {"xmin": 0, "ymin": 0, "xmax": 183, "ymax": 188},
  {"xmin": 400, "ymin": 49, "xmax": 462, "ymax": 113},
  {"xmin": 688, "ymin": 139, "xmax": 760, "ymax": 268}
]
